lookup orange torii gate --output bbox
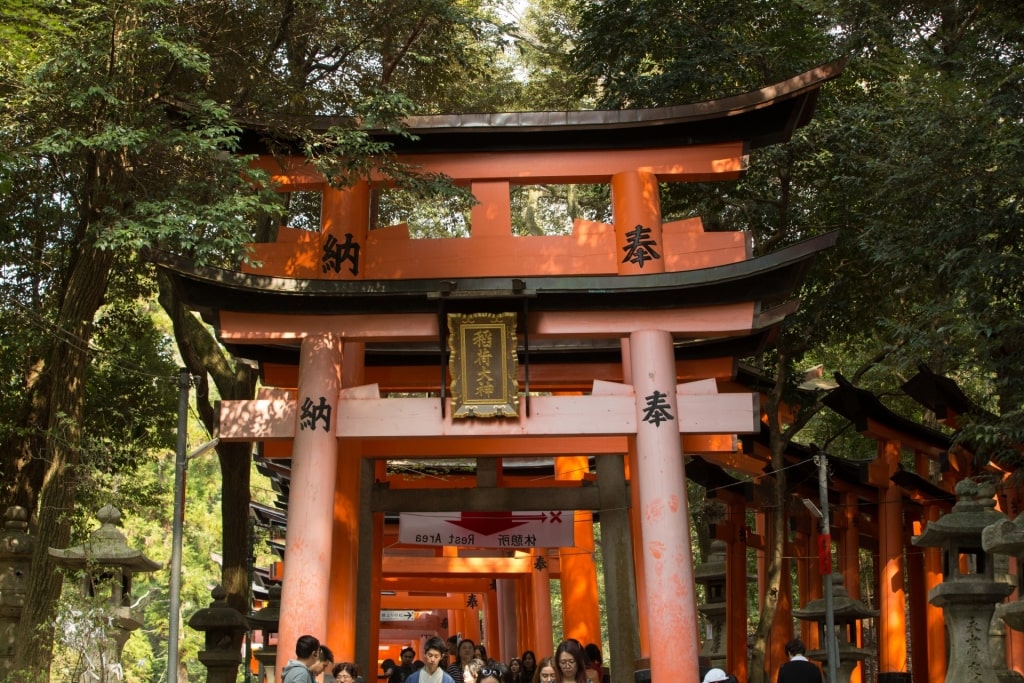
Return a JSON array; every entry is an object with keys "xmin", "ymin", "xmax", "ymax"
[{"xmin": 154, "ymin": 60, "xmax": 844, "ymax": 682}]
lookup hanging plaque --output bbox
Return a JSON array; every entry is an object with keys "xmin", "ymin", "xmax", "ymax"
[{"xmin": 448, "ymin": 312, "xmax": 519, "ymax": 418}]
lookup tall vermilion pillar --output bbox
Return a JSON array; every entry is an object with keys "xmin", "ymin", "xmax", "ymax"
[
  {"xmin": 277, "ymin": 333, "xmax": 342, "ymax": 670},
  {"xmin": 485, "ymin": 588, "xmax": 501, "ymax": 660},
  {"xmin": 531, "ymin": 549, "xmax": 553, "ymax": 653},
  {"xmin": 327, "ymin": 341, "xmax": 365, "ymax": 659},
  {"xmin": 620, "ymin": 337, "xmax": 651, "ymax": 662},
  {"xmin": 840, "ymin": 491, "xmax": 863, "ymax": 683},
  {"xmin": 629, "ymin": 329, "xmax": 699, "ymax": 682},
  {"xmin": 876, "ymin": 440, "xmax": 909, "ymax": 681},
  {"xmin": 724, "ymin": 499, "xmax": 749, "ymax": 682},
  {"xmin": 922, "ymin": 503, "xmax": 946, "ymax": 682},
  {"xmin": 555, "ymin": 454, "xmax": 601, "ymax": 646},
  {"xmin": 796, "ymin": 528, "xmax": 822, "ymax": 652}
]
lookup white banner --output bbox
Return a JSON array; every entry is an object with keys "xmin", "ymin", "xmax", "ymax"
[{"xmin": 398, "ymin": 511, "xmax": 574, "ymax": 549}]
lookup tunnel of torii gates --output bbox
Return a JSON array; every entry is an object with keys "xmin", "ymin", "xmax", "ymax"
[{"xmin": 150, "ymin": 57, "xmax": 1024, "ymax": 683}]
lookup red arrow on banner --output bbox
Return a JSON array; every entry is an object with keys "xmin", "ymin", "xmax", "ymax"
[{"xmin": 447, "ymin": 512, "xmax": 550, "ymax": 536}]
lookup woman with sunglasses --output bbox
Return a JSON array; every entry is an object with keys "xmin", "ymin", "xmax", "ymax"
[
  {"xmin": 532, "ymin": 657, "xmax": 557, "ymax": 683},
  {"xmin": 508, "ymin": 657, "xmax": 526, "ymax": 683},
  {"xmin": 463, "ymin": 658, "xmax": 485, "ymax": 683},
  {"xmin": 477, "ymin": 662, "xmax": 510, "ymax": 683}
]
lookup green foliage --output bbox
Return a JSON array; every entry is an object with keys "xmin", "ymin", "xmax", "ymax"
[{"xmin": 571, "ymin": 0, "xmax": 833, "ymax": 108}]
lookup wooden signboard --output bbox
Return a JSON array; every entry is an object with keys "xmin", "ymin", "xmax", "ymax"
[{"xmin": 448, "ymin": 312, "xmax": 519, "ymax": 418}]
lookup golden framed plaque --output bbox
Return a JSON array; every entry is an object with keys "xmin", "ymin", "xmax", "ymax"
[{"xmin": 448, "ymin": 312, "xmax": 519, "ymax": 418}]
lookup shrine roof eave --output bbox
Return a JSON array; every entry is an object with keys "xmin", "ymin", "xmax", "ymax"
[
  {"xmin": 890, "ymin": 466, "xmax": 956, "ymax": 506},
  {"xmin": 821, "ymin": 373, "xmax": 952, "ymax": 452},
  {"xmin": 150, "ymin": 230, "xmax": 838, "ymax": 321},
  {"xmin": 234, "ymin": 60, "xmax": 844, "ymax": 156},
  {"xmin": 222, "ymin": 326, "xmax": 777, "ymax": 372},
  {"xmin": 901, "ymin": 363, "xmax": 995, "ymax": 422}
]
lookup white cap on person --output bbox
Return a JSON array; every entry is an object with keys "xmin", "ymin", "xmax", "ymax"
[{"xmin": 702, "ymin": 668, "xmax": 729, "ymax": 683}]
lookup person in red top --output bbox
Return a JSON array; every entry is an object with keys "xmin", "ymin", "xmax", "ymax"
[{"xmin": 777, "ymin": 639, "xmax": 823, "ymax": 683}]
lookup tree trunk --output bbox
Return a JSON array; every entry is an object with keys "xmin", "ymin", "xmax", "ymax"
[
  {"xmin": 747, "ymin": 357, "xmax": 791, "ymax": 683},
  {"xmin": 158, "ymin": 272, "xmax": 256, "ymax": 642},
  {"xmin": 12, "ymin": 241, "xmax": 116, "ymax": 680}
]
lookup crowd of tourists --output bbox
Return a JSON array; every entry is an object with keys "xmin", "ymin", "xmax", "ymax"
[{"xmin": 280, "ymin": 633, "xmax": 821, "ymax": 683}]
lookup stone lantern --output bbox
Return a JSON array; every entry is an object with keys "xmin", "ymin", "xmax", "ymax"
[
  {"xmin": 189, "ymin": 584, "xmax": 251, "ymax": 683},
  {"xmin": 49, "ymin": 504, "xmax": 161, "ymax": 680},
  {"xmin": 0, "ymin": 506, "xmax": 34, "ymax": 675},
  {"xmin": 248, "ymin": 584, "xmax": 282, "ymax": 683},
  {"xmin": 913, "ymin": 479, "xmax": 1015, "ymax": 683},
  {"xmin": 982, "ymin": 509, "xmax": 1024, "ymax": 683},
  {"xmin": 694, "ymin": 540, "xmax": 728, "ymax": 669},
  {"xmin": 793, "ymin": 574, "xmax": 877, "ymax": 683}
]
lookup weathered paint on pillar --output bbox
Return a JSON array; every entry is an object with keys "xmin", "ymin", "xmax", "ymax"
[
  {"xmin": 327, "ymin": 341, "xmax": 365, "ymax": 658},
  {"xmin": 877, "ymin": 440, "xmax": 909, "ymax": 677},
  {"xmin": 628, "ymin": 329, "xmax": 699, "ymax": 682},
  {"xmin": 612, "ymin": 171, "xmax": 665, "ymax": 276},
  {"xmin": 277, "ymin": 333, "xmax": 342, "ymax": 671}
]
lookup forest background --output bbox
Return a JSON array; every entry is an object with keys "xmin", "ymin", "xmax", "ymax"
[{"xmin": 1, "ymin": 0, "xmax": 1022, "ymax": 681}]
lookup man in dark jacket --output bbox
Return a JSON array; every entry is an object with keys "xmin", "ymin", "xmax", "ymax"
[{"xmin": 777, "ymin": 639, "xmax": 823, "ymax": 683}]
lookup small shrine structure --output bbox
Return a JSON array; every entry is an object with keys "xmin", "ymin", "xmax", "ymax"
[{"xmin": 48, "ymin": 505, "xmax": 161, "ymax": 682}]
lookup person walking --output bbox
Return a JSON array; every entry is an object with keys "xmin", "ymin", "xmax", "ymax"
[
  {"xmin": 702, "ymin": 668, "xmax": 729, "ymax": 683},
  {"xmin": 282, "ymin": 635, "xmax": 322, "ymax": 683},
  {"xmin": 447, "ymin": 638, "xmax": 477, "ymax": 683},
  {"xmin": 521, "ymin": 651, "xmax": 538, "ymax": 683},
  {"xmin": 405, "ymin": 637, "xmax": 457, "ymax": 683},
  {"xmin": 777, "ymin": 639, "xmax": 823, "ymax": 683},
  {"xmin": 554, "ymin": 640, "xmax": 588, "ymax": 683},
  {"xmin": 532, "ymin": 657, "xmax": 557, "ymax": 683}
]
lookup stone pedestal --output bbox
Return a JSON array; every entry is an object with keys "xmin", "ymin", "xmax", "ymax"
[
  {"xmin": 913, "ymin": 479, "xmax": 1016, "ymax": 683},
  {"xmin": 0, "ymin": 506, "xmax": 33, "ymax": 675},
  {"xmin": 189, "ymin": 585, "xmax": 250, "ymax": 683}
]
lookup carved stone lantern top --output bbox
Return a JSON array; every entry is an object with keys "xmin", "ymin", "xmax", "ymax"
[
  {"xmin": 694, "ymin": 540, "xmax": 727, "ymax": 584},
  {"xmin": 48, "ymin": 505, "xmax": 162, "ymax": 572},
  {"xmin": 794, "ymin": 574, "xmax": 878, "ymax": 622},
  {"xmin": 915, "ymin": 479, "xmax": 1005, "ymax": 544},
  {"xmin": 0, "ymin": 505, "xmax": 34, "ymax": 559}
]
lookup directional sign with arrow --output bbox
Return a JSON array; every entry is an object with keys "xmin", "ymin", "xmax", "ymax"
[{"xmin": 399, "ymin": 510, "xmax": 573, "ymax": 548}]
